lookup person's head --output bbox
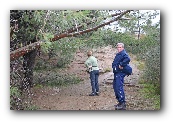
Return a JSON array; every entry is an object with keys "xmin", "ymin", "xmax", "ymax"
[
  {"xmin": 87, "ymin": 50, "xmax": 92, "ymax": 57},
  {"xmin": 116, "ymin": 43, "xmax": 124, "ymax": 53}
]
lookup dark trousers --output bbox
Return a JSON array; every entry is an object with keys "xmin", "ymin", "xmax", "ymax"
[
  {"xmin": 113, "ymin": 72, "xmax": 126, "ymax": 103},
  {"xmin": 89, "ymin": 70, "xmax": 99, "ymax": 94}
]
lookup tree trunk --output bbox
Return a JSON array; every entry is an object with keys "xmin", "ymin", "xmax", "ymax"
[{"xmin": 21, "ymin": 49, "xmax": 37, "ymax": 90}]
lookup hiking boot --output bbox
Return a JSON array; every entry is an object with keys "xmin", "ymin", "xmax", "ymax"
[
  {"xmin": 115, "ymin": 102, "xmax": 126, "ymax": 110},
  {"xmin": 114, "ymin": 103, "xmax": 120, "ymax": 108},
  {"xmin": 96, "ymin": 92, "xmax": 100, "ymax": 96},
  {"xmin": 89, "ymin": 93, "xmax": 95, "ymax": 96}
]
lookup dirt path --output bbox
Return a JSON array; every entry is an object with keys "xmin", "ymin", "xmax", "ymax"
[{"xmin": 31, "ymin": 45, "xmax": 155, "ymax": 110}]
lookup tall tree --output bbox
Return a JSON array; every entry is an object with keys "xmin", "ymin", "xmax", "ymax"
[
  {"xmin": 10, "ymin": 10, "xmax": 131, "ymax": 90},
  {"xmin": 117, "ymin": 10, "xmax": 160, "ymax": 39}
]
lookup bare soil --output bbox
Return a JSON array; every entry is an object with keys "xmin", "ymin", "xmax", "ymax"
[{"xmin": 31, "ymin": 45, "xmax": 155, "ymax": 110}]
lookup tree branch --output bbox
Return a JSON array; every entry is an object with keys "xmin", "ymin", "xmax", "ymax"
[
  {"xmin": 10, "ymin": 10, "xmax": 132, "ymax": 61},
  {"xmin": 10, "ymin": 42, "xmax": 41, "ymax": 61},
  {"xmin": 51, "ymin": 10, "xmax": 131, "ymax": 41}
]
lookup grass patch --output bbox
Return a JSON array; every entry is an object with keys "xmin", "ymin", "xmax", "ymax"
[
  {"xmin": 45, "ymin": 74, "xmax": 82, "ymax": 87},
  {"xmin": 132, "ymin": 60, "xmax": 145, "ymax": 71},
  {"xmin": 104, "ymin": 68, "xmax": 111, "ymax": 73},
  {"xmin": 137, "ymin": 62, "xmax": 145, "ymax": 71},
  {"xmin": 34, "ymin": 70, "xmax": 83, "ymax": 88},
  {"xmin": 139, "ymin": 81, "xmax": 160, "ymax": 110}
]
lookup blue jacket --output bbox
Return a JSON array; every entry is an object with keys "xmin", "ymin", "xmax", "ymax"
[{"xmin": 112, "ymin": 49, "xmax": 132, "ymax": 75}]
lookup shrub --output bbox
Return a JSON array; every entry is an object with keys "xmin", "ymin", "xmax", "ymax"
[{"xmin": 142, "ymin": 45, "xmax": 160, "ymax": 95}]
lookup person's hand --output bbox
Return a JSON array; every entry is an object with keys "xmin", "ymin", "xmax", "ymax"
[{"xmin": 119, "ymin": 65, "xmax": 123, "ymax": 69}]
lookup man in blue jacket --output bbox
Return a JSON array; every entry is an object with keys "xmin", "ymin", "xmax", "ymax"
[{"xmin": 112, "ymin": 43, "xmax": 132, "ymax": 110}]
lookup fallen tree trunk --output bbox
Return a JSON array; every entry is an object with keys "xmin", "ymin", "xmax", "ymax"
[
  {"xmin": 10, "ymin": 10, "xmax": 132, "ymax": 61},
  {"xmin": 10, "ymin": 41, "xmax": 41, "ymax": 61}
]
